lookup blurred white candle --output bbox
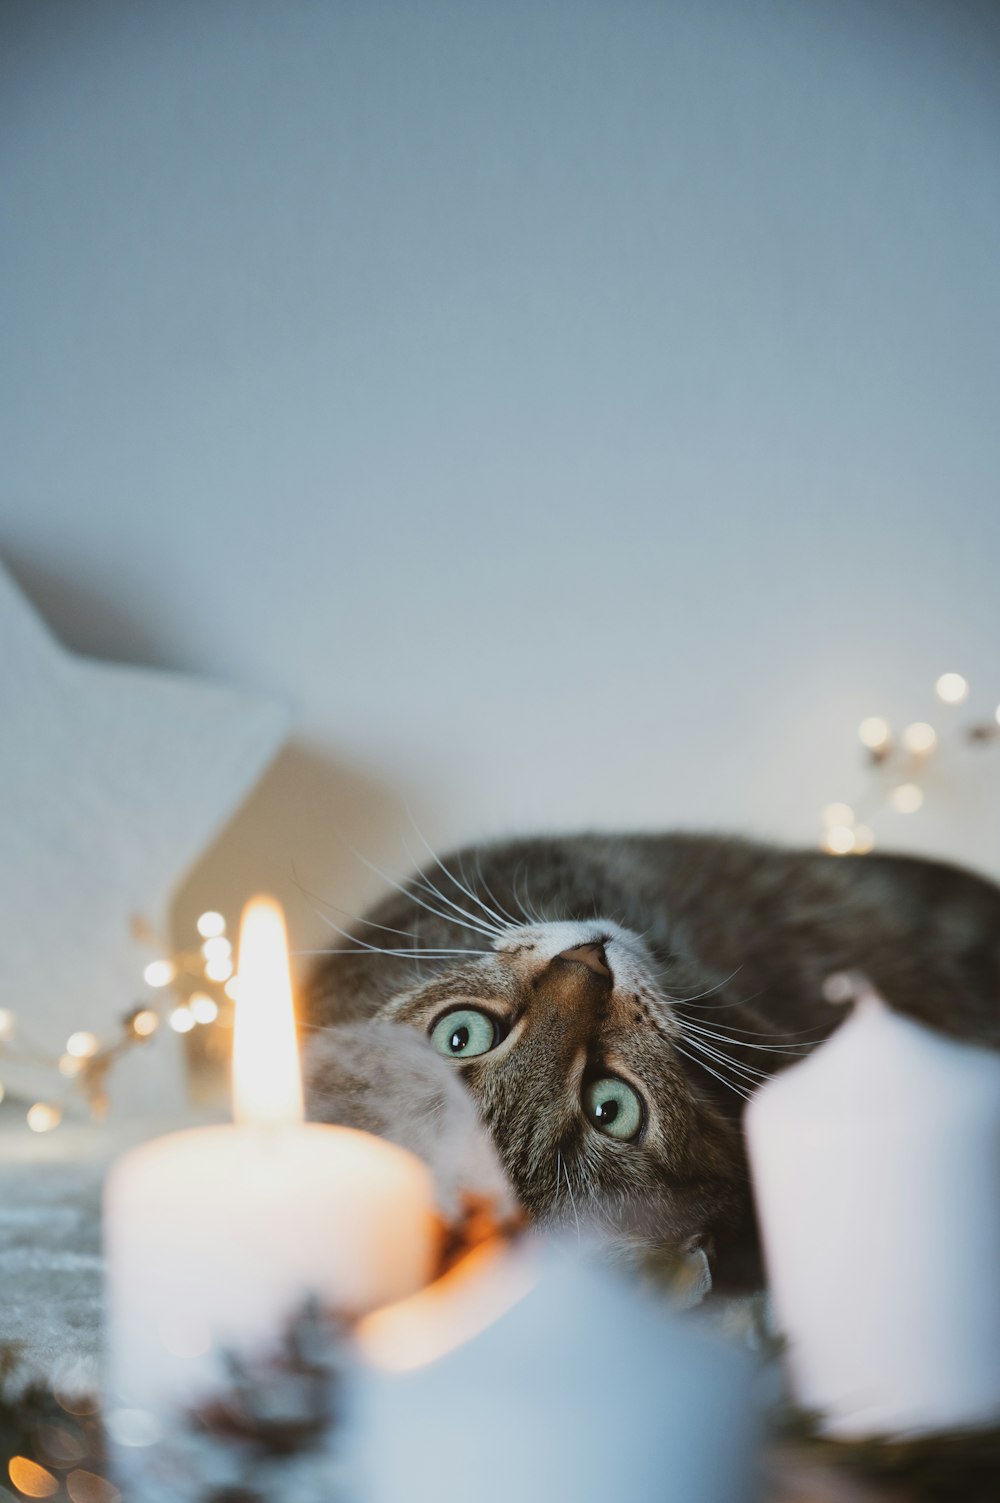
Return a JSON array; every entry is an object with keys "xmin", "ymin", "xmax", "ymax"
[
  {"xmin": 746, "ymin": 980, "xmax": 1000, "ymax": 1436},
  {"xmin": 352, "ymin": 1241, "xmax": 760, "ymax": 1503},
  {"xmin": 104, "ymin": 896, "xmax": 440, "ymax": 1412}
]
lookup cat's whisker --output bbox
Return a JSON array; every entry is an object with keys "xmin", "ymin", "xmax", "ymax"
[
  {"xmin": 293, "ymin": 870, "xmax": 452, "ymax": 946},
  {"xmin": 680, "ymin": 1010, "xmax": 831, "ymax": 1041},
  {"xmin": 402, "ymin": 808, "xmax": 511, "ymax": 935},
  {"xmin": 408, "ymin": 867, "xmax": 504, "ymax": 939},
  {"xmin": 470, "ymin": 848, "xmax": 523, "ymax": 930},
  {"xmin": 560, "ymin": 1151, "xmax": 582, "ymax": 1243},
  {"xmin": 678, "ymin": 1030, "xmax": 771, "ymax": 1084},
  {"xmin": 662, "ymin": 966, "xmax": 745, "ymax": 1007},
  {"xmin": 306, "ymin": 908, "xmax": 492, "ymax": 957},
  {"xmin": 399, "ymin": 841, "xmax": 506, "ymax": 940},
  {"xmin": 673, "ymin": 1042, "xmax": 753, "ymax": 1103},
  {"xmin": 512, "ymin": 863, "xmax": 546, "ymax": 927},
  {"xmin": 344, "ymin": 840, "xmax": 500, "ymax": 941},
  {"xmin": 676, "ymin": 1016, "xmax": 818, "ymax": 1054},
  {"xmin": 412, "ymin": 908, "xmax": 423, "ymax": 983},
  {"xmin": 458, "ymin": 850, "xmax": 521, "ymax": 936},
  {"xmin": 295, "ymin": 945, "xmax": 493, "ymax": 958}
]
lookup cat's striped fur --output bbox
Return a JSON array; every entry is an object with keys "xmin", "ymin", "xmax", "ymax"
[{"xmin": 306, "ymin": 834, "xmax": 1000, "ymax": 1286}]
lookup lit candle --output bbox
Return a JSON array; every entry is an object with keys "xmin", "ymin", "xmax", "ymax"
[
  {"xmin": 746, "ymin": 980, "xmax": 1000, "ymax": 1436},
  {"xmin": 351, "ymin": 1242, "xmax": 760, "ymax": 1503},
  {"xmin": 104, "ymin": 896, "xmax": 440, "ymax": 1414}
]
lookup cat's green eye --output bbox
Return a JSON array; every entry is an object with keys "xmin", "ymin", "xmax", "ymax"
[
  {"xmin": 583, "ymin": 1077, "xmax": 644, "ymax": 1142},
  {"xmin": 429, "ymin": 1008, "xmax": 499, "ymax": 1060}
]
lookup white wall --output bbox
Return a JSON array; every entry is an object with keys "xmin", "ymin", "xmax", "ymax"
[{"xmin": 3, "ymin": 0, "xmax": 999, "ymax": 956}]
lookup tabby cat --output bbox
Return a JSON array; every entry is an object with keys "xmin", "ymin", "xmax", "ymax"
[{"xmin": 306, "ymin": 834, "xmax": 1000, "ymax": 1286}]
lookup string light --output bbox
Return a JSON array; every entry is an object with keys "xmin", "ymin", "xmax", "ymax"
[
  {"xmin": 190, "ymin": 993, "xmax": 218, "ymax": 1025},
  {"xmin": 142, "ymin": 959, "xmax": 176, "ymax": 989},
  {"xmin": 0, "ymin": 908, "xmax": 236, "ymax": 1130},
  {"xmin": 27, "ymin": 1103, "xmax": 62, "ymax": 1134},
  {"xmin": 858, "ymin": 716, "xmax": 891, "ymax": 750},
  {"xmin": 822, "ymin": 673, "xmax": 999, "ymax": 852},
  {"xmin": 66, "ymin": 1030, "xmax": 99, "ymax": 1059},
  {"xmin": 889, "ymin": 783, "xmax": 924, "ymax": 814},
  {"xmin": 900, "ymin": 722, "xmax": 937, "ymax": 756},
  {"xmin": 224, "ymin": 975, "xmax": 241, "ymax": 1001},
  {"xmin": 935, "ymin": 672, "xmax": 969, "ymax": 705},
  {"xmin": 201, "ymin": 936, "xmax": 232, "ymax": 963},
  {"xmin": 127, "ymin": 1008, "xmax": 158, "ymax": 1039}
]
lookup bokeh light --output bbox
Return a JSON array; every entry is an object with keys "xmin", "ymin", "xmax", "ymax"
[
  {"xmin": 934, "ymin": 672, "xmax": 969, "ymax": 704},
  {"xmin": 889, "ymin": 783, "xmax": 924, "ymax": 813},
  {"xmin": 142, "ymin": 960, "xmax": 176, "ymax": 989}
]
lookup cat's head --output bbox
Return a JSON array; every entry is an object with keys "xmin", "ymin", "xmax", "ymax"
[{"xmin": 309, "ymin": 872, "xmax": 753, "ymax": 1275}]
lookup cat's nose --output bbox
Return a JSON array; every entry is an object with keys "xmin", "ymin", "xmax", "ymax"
[{"xmin": 556, "ymin": 941, "xmax": 611, "ymax": 979}]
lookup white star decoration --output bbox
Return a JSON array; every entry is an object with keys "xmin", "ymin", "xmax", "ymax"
[{"xmin": 0, "ymin": 562, "xmax": 290, "ymax": 1112}]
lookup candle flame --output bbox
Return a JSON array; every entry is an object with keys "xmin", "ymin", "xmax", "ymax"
[{"xmin": 232, "ymin": 896, "xmax": 304, "ymax": 1128}]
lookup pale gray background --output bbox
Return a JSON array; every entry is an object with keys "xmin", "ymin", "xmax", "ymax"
[{"xmin": 3, "ymin": 0, "xmax": 999, "ymax": 951}]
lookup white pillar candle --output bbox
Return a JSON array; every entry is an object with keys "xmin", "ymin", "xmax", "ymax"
[
  {"xmin": 104, "ymin": 896, "xmax": 440, "ymax": 1414},
  {"xmin": 351, "ymin": 1241, "xmax": 760, "ymax": 1503},
  {"xmin": 746, "ymin": 980, "xmax": 1000, "ymax": 1437}
]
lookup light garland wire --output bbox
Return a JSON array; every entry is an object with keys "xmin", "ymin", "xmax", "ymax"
[
  {"xmin": 0, "ymin": 910, "xmax": 238, "ymax": 1132},
  {"xmin": 819, "ymin": 673, "xmax": 1000, "ymax": 856}
]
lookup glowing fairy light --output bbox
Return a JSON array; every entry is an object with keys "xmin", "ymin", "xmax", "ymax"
[
  {"xmin": 821, "ymin": 803, "xmax": 854, "ymax": 829},
  {"xmin": 27, "ymin": 1103, "xmax": 62, "ymax": 1134},
  {"xmin": 224, "ymin": 975, "xmax": 241, "ymax": 1001},
  {"xmin": 823, "ymin": 825, "xmax": 856, "ymax": 856},
  {"xmin": 66, "ymin": 1030, "xmax": 99, "ymax": 1059},
  {"xmin": 901, "ymin": 722, "xmax": 937, "ymax": 756},
  {"xmin": 995, "ymin": 704, "xmax": 1000, "ymax": 727},
  {"xmin": 852, "ymin": 824, "xmax": 875, "ymax": 854},
  {"xmin": 889, "ymin": 783, "xmax": 924, "ymax": 814},
  {"xmin": 189, "ymin": 993, "xmax": 218, "ymax": 1025},
  {"xmin": 0, "ymin": 899, "xmax": 236, "ymax": 1126},
  {"xmin": 143, "ymin": 959, "xmax": 176, "ymax": 989},
  {"xmin": 935, "ymin": 673, "xmax": 969, "ymax": 705},
  {"xmin": 201, "ymin": 935, "xmax": 232, "ymax": 963},
  {"xmin": 858, "ymin": 716, "xmax": 890, "ymax": 750}
]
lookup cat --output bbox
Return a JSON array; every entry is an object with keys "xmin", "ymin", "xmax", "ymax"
[{"xmin": 305, "ymin": 833, "xmax": 1000, "ymax": 1287}]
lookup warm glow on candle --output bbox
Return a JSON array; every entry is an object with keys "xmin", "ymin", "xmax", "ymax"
[
  {"xmin": 232, "ymin": 896, "xmax": 304, "ymax": 1128},
  {"xmin": 356, "ymin": 1242, "xmax": 534, "ymax": 1373}
]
